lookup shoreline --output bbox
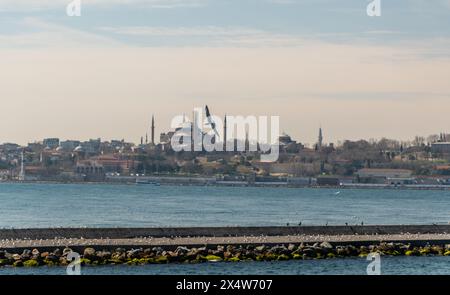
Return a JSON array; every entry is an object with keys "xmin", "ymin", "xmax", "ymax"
[{"xmin": 1, "ymin": 180, "xmax": 450, "ymax": 191}]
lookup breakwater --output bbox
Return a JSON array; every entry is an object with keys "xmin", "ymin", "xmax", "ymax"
[
  {"xmin": 1, "ymin": 241, "xmax": 449, "ymax": 268},
  {"xmin": 0, "ymin": 225, "xmax": 450, "ymax": 267},
  {"xmin": 1, "ymin": 225, "xmax": 450, "ymax": 240}
]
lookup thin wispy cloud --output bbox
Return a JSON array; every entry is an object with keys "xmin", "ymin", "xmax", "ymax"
[
  {"xmin": 0, "ymin": 17, "xmax": 122, "ymax": 48},
  {"xmin": 0, "ymin": 0, "xmax": 449, "ymax": 143},
  {"xmin": 98, "ymin": 26, "xmax": 264, "ymax": 37},
  {"xmin": 0, "ymin": 0, "xmax": 207, "ymax": 11}
]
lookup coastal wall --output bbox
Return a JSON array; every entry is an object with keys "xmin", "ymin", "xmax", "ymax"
[{"xmin": 1, "ymin": 225, "xmax": 449, "ymax": 240}]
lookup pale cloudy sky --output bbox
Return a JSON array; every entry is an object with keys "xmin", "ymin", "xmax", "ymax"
[{"xmin": 0, "ymin": 0, "xmax": 449, "ymax": 145}]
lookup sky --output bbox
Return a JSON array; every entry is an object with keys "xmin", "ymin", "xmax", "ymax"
[{"xmin": 0, "ymin": 0, "xmax": 450, "ymax": 145}]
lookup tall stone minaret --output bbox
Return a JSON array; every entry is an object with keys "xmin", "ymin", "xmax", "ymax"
[
  {"xmin": 318, "ymin": 127, "xmax": 323, "ymax": 149},
  {"xmin": 245, "ymin": 129, "xmax": 249, "ymax": 152},
  {"xmin": 151, "ymin": 115, "xmax": 155, "ymax": 145},
  {"xmin": 223, "ymin": 114, "xmax": 227, "ymax": 151}
]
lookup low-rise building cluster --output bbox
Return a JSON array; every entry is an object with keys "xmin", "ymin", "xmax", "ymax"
[{"xmin": 1, "ymin": 124, "xmax": 449, "ymax": 186}]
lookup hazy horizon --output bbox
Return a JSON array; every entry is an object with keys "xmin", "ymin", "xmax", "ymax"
[{"xmin": 1, "ymin": 0, "xmax": 449, "ymax": 145}]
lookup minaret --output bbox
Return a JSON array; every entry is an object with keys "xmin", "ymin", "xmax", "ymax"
[
  {"xmin": 245, "ymin": 129, "xmax": 249, "ymax": 152},
  {"xmin": 19, "ymin": 149, "xmax": 25, "ymax": 181},
  {"xmin": 191, "ymin": 111, "xmax": 195, "ymax": 151},
  {"xmin": 223, "ymin": 114, "xmax": 227, "ymax": 151},
  {"xmin": 151, "ymin": 115, "xmax": 155, "ymax": 145},
  {"xmin": 145, "ymin": 133, "xmax": 148, "ymax": 144},
  {"xmin": 318, "ymin": 127, "xmax": 323, "ymax": 149}
]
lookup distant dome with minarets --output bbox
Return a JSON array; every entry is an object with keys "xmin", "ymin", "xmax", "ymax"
[
  {"xmin": 73, "ymin": 145, "xmax": 84, "ymax": 152},
  {"xmin": 279, "ymin": 133, "xmax": 293, "ymax": 145}
]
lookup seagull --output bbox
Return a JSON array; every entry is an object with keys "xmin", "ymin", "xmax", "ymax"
[{"xmin": 205, "ymin": 105, "xmax": 220, "ymax": 138}]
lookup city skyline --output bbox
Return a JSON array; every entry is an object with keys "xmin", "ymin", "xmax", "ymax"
[
  {"xmin": 1, "ymin": 0, "xmax": 450, "ymax": 144},
  {"xmin": 1, "ymin": 114, "xmax": 448, "ymax": 148}
]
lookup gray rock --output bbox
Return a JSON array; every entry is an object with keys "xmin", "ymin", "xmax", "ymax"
[
  {"xmin": 115, "ymin": 248, "xmax": 126, "ymax": 254},
  {"xmin": 226, "ymin": 245, "xmax": 235, "ymax": 252},
  {"xmin": 175, "ymin": 246, "xmax": 189, "ymax": 255},
  {"xmin": 127, "ymin": 248, "xmax": 143, "ymax": 259},
  {"xmin": 255, "ymin": 245, "xmax": 266, "ymax": 252},
  {"xmin": 197, "ymin": 247, "xmax": 208, "ymax": 256},
  {"xmin": 83, "ymin": 247, "xmax": 96, "ymax": 259},
  {"xmin": 270, "ymin": 245, "xmax": 288, "ymax": 255},
  {"xmin": 21, "ymin": 249, "xmax": 31, "ymax": 260},
  {"xmin": 288, "ymin": 244, "xmax": 297, "ymax": 251},
  {"xmin": 52, "ymin": 249, "xmax": 62, "ymax": 257},
  {"xmin": 245, "ymin": 245, "xmax": 255, "ymax": 250},
  {"xmin": 62, "ymin": 247, "xmax": 72, "ymax": 256},
  {"xmin": 12, "ymin": 254, "xmax": 21, "ymax": 261},
  {"xmin": 152, "ymin": 247, "xmax": 164, "ymax": 255},
  {"xmin": 96, "ymin": 251, "xmax": 111, "ymax": 259},
  {"xmin": 45, "ymin": 254, "xmax": 59, "ymax": 262},
  {"xmin": 336, "ymin": 246, "xmax": 347, "ymax": 256},
  {"xmin": 186, "ymin": 249, "xmax": 199, "ymax": 260},
  {"xmin": 320, "ymin": 242, "xmax": 333, "ymax": 249},
  {"xmin": 302, "ymin": 248, "xmax": 315, "ymax": 258}
]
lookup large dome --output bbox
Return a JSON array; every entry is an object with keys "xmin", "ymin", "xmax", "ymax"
[{"xmin": 73, "ymin": 145, "xmax": 84, "ymax": 152}]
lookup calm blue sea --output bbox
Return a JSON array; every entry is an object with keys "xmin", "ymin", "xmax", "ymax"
[
  {"xmin": 0, "ymin": 183, "xmax": 449, "ymax": 228},
  {"xmin": 0, "ymin": 183, "xmax": 449, "ymax": 275},
  {"xmin": 0, "ymin": 256, "xmax": 449, "ymax": 275}
]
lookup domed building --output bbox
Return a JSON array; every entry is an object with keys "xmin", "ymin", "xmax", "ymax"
[
  {"xmin": 279, "ymin": 133, "xmax": 294, "ymax": 146},
  {"xmin": 73, "ymin": 145, "xmax": 84, "ymax": 153}
]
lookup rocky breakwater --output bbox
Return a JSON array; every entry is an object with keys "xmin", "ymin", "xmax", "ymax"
[{"xmin": 1, "ymin": 242, "xmax": 450, "ymax": 267}]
